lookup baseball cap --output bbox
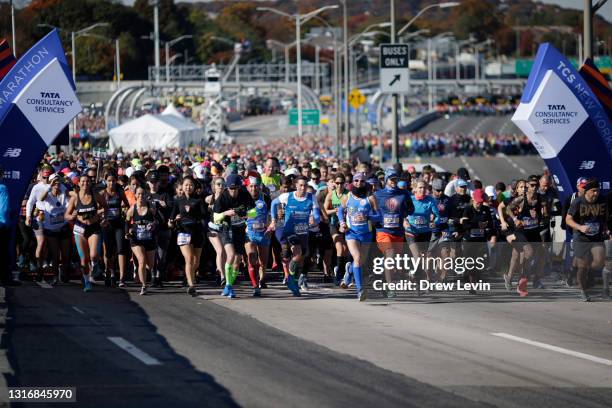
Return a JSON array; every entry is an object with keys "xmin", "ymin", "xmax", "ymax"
[
  {"xmin": 584, "ymin": 178, "xmax": 599, "ymax": 191},
  {"xmin": 48, "ymin": 173, "xmax": 61, "ymax": 184},
  {"xmin": 227, "ymin": 163, "xmax": 238, "ymax": 174},
  {"xmin": 245, "ymin": 172, "xmax": 261, "ymax": 186},
  {"xmin": 384, "ymin": 167, "xmax": 399, "ymax": 182},
  {"xmin": 398, "ymin": 180, "xmax": 408, "ymax": 189},
  {"xmin": 485, "ymin": 185, "xmax": 497, "ymax": 199},
  {"xmin": 116, "ymin": 152, "xmax": 124, "ymax": 160},
  {"xmin": 284, "ymin": 168, "xmax": 300, "ymax": 177},
  {"xmin": 367, "ymin": 177, "xmax": 378, "ymax": 185},
  {"xmin": 432, "ymin": 179, "xmax": 444, "ymax": 191},
  {"xmin": 226, "ymin": 173, "xmax": 242, "ymax": 188},
  {"xmin": 457, "ymin": 179, "xmax": 468, "ymax": 188},
  {"xmin": 576, "ymin": 177, "xmax": 588, "ymax": 189},
  {"xmin": 41, "ymin": 166, "xmax": 53, "ymax": 177},
  {"xmin": 147, "ymin": 171, "xmax": 160, "ymax": 182},
  {"xmin": 457, "ymin": 167, "xmax": 470, "ymax": 181},
  {"xmin": 472, "ymin": 189, "xmax": 486, "ymax": 203},
  {"xmin": 407, "ymin": 165, "xmax": 416, "ymax": 173}
]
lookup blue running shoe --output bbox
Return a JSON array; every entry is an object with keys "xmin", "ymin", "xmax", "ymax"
[
  {"xmin": 83, "ymin": 280, "xmax": 92, "ymax": 292},
  {"xmin": 286, "ymin": 275, "xmax": 300, "ymax": 296},
  {"xmin": 358, "ymin": 290, "xmax": 367, "ymax": 302},
  {"xmin": 252, "ymin": 288, "xmax": 261, "ymax": 297},
  {"xmin": 221, "ymin": 285, "xmax": 231, "ymax": 296},
  {"xmin": 228, "ymin": 286, "xmax": 236, "ymax": 299}
]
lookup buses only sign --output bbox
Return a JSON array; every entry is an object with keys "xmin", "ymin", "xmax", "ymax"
[{"xmin": 379, "ymin": 44, "xmax": 409, "ymax": 94}]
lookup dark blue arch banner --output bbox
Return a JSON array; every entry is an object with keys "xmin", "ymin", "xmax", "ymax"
[
  {"xmin": 0, "ymin": 30, "xmax": 81, "ymax": 225},
  {"xmin": 512, "ymin": 43, "xmax": 612, "ymax": 201}
]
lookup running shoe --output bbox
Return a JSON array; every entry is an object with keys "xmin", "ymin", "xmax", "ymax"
[
  {"xmin": 503, "ymin": 273, "xmax": 511, "ymax": 292},
  {"xmin": 579, "ymin": 290, "xmax": 591, "ymax": 302},
  {"xmin": 221, "ymin": 285, "xmax": 230, "ymax": 296},
  {"xmin": 118, "ymin": 280, "xmax": 126, "ymax": 288},
  {"xmin": 282, "ymin": 277, "xmax": 287, "ymax": 285},
  {"xmin": 83, "ymin": 280, "xmax": 92, "ymax": 293},
  {"xmin": 252, "ymin": 288, "xmax": 261, "ymax": 297},
  {"xmin": 259, "ymin": 281, "xmax": 268, "ymax": 289},
  {"xmin": 92, "ymin": 263, "xmax": 103, "ymax": 279},
  {"xmin": 29, "ymin": 262, "xmax": 37, "ymax": 273},
  {"xmin": 601, "ymin": 288, "xmax": 609, "ymax": 299},
  {"xmin": 187, "ymin": 286, "xmax": 197, "ymax": 297},
  {"xmin": 228, "ymin": 286, "xmax": 236, "ymax": 299},
  {"xmin": 333, "ymin": 265, "xmax": 340, "ymax": 285},
  {"xmin": 298, "ymin": 275, "xmax": 308, "ymax": 292},
  {"xmin": 286, "ymin": 275, "xmax": 300, "ymax": 296},
  {"xmin": 386, "ymin": 290, "xmax": 396, "ymax": 299},
  {"xmin": 358, "ymin": 290, "xmax": 367, "ymax": 302},
  {"xmin": 517, "ymin": 277, "xmax": 528, "ymax": 297},
  {"xmin": 271, "ymin": 262, "xmax": 279, "ymax": 271},
  {"xmin": 533, "ymin": 280, "xmax": 545, "ymax": 289},
  {"xmin": 140, "ymin": 286, "xmax": 147, "ymax": 296}
]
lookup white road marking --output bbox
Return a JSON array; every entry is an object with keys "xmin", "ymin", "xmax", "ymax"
[
  {"xmin": 500, "ymin": 154, "xmax": 527, "ymax": 175},
  {"xmin": 36, "ymin": 281, "xmax": 53, "ymax": 289},
  {"xmin": 107, "ymin": 337, "xmax": 162, "ymax": 366},
  {"xmin": 491, "ymin": 332, "xmax": 612, "ymax": 367},
  {"xmin": 72, "ymin": 306, "xmax": 85, "ymax": 315}
]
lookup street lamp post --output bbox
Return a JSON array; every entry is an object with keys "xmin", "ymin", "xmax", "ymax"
[
  {"xmin": 257, "ymin": 5, "xmax": 339, "ymax": 138},
  {"xmin": 70, "ymin": 23, "xmax": 109, "ymax": 84},
  {"xmin": 584, "ymin": 0, "xmax": 608, "ymax": 60},
  {"xmin": 10, "ymin": 0, "xmax": 16, "ymax": 56},
  {"xmin": 391, "ymin": 1, "xmax": 459, "ymax": 163},
  {"xmin": 165, "ymin": 35, "xmax": 192, "ymax": 82}
]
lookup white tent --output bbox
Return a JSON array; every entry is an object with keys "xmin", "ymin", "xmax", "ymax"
[
  {"xmin": 161, "ymin": 103, "xmax": 184, "ymax": 118},
  {"xmin": 108, "ymin": 113, "xmax": 204, "ymax": 152}
]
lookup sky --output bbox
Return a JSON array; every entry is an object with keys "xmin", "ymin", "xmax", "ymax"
[{"xmin": 539, "ymin": 0, "xmax": 611, "ymax": 23}]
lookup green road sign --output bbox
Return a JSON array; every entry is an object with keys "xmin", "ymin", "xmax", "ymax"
[{"xmin": 289, "ymin": 109, "xmax": 320, "ymax": 126}]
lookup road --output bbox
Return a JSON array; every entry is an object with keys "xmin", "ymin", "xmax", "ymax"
[{"xmin": 1, "ymin": 277, "xmax": 611, "ymax": 407}]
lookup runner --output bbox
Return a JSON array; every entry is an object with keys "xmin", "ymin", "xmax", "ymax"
[
  {"xmin": 460, "ymin": 189, "xmax": 495, "ymax": 294},
  {"xmin": 169, "ymin": 176, "xmax": 206, "ymax": 296},
  {"xmin": 213, "ymin": 173, "xmax": 256, "ymax": 299},
  {"xmin": 270, "ymin": 178, "xmax": 294, "ymax": 284},
  {"xmin": 148, "ymin": 170, "xmax": 172, "ymax": 288},
  {"xmin": 270, "ymin": 176, "xmax": 321, "ymax": 296},
  {"xmin": 565, "ymin": 178, "xmax": 608, "ymax": 302},
  {"xmin": 205, "ymin": 176, "xmax": 227, "ymax": 287},
  {"xmin": 26, "ymin": 165, "xmax": 55, "ymax": 280},
  {"xmin": 324, "ymin": 173, "xmax": 350, "ymax": 286},
  {"xmin": 245, "ymin": 172, "xmax": 272, "ymax": 296},
  {"xmin": 429, "ymin": 179, "xmax": 452, "ymax": 282},
  {"xmin": 374, "ymin": 168, "xmax": 415, "ymax": 298},
  {"xmin": 64, "ymin": 174, "xmax": 107, "ymax": 292},
  {"xmin": 36, "ymin": 174, "xmax": 72, "ymax": 284},
  {"xmin": 338, "ymin": 172, "xmax": 380, "ymax": 301},
  {"xmin": 406, "ymin": 179, "xmax": 440, "ymax": 285},
  {"xmin": 125, "ymin": 187, "xmax": 158, "ymax": 295},
  {"xmin": 100, "ymin": 171, "xmax": 130, "ymax": 287}
]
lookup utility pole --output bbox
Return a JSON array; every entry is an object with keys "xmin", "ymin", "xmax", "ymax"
[
  {"xmin": 116, "ymin": 39, "xmax": 121, "ymax": 89},
  {"xmin": 390, "ymin": 0, "xmax": 399, "ymax": 164},
  {"xmin": 342, "ymin": 0, "xmax": 350, "ymax": 160},
  {"xmin": 584, "ymin": 0, "xmax": 609, "ymax": 60},
  {"xmin": 153, "ymin": 0, "xmax": 160, "ymax": 83},
  {"xmin": 10, "ymin": 0, "xmax": 16, "ymax": 56}
]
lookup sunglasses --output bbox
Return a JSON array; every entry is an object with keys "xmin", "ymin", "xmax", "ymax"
[
  {"xmin": 529, "ymin": 183, "xmax": 537, "ymax": 187},
  {"xmin": 334, "ymin": 180, "xmax": 344, "ymax": 184},
  {"xmin": 354, "ymin": 179, "xmax": 365, "ymax": 184}
]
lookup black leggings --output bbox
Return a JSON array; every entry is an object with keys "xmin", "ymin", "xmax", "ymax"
[
  {"xmin": 102, "ymin": 223, "xmax": 128, "ymax": 257},
  {"xmin": 17, "ymin": 219, "xmax": 34, "ymax": 259}
]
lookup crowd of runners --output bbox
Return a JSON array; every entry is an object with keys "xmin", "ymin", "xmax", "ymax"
[{"xmin": 12, "ymin": 145, "xmax": 611, "ymax": 302}]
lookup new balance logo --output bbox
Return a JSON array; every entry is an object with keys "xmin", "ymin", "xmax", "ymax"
[
  {"xmin": 578, "ymin": 161, "xmax": 595, "ymax": 170},
  {"xmin": 3, "ymin": 148, "xmax": 21, "ymax": 158}
]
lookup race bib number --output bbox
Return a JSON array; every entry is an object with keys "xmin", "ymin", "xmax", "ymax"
[
  {"xmin": 107, "ymin": 208, "xmax": 120, "ymax": 220},
  {"xmin": 413, "ymin": 216, "xmax": 427, "ymax": 226},
  {"xmin": 251, "ymin": 221, "xmax": 266, "ymax": 232},
  {"xmin": 177, "ymin": 232, "xmax": 192, "ymax": 246},
  {"xmin": 584, "ymin": 222, "xmax": 600, "ymax": 236},
  {"xmin": 50, "ymin": 209, "xmax": 64, "ymax": 225},
  {"xmin": 470, "ymin": 228, "xmax": 485, "ymax": 238},
  {"xmin": 349, "ymin": 213, "xmax": 367, "ymax": 226},
  {"xmin": 294, "ymin": 223, "xmax": 309, "ymax": 235},
  {"xmin": 73, "ymin": 224, "xmax": 85, "ymax": 235},
  {"xmin": 522, "ymin": 217, "xmax": 538, "ymax": 229},
  {"xmin": 383, "ymin": 214, "xmax": 400, "ymax": 228},
  {"xmin": 438, "ymin": 217, "xmax": 448, "ymax": 224},
  {"xmin": 136, "ymin": 225, "xmax": 153, "ymax": 241}
]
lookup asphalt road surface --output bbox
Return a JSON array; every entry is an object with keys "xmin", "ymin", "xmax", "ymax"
[
  {"xmin": 1, "ymin": 277, "xmax": 611, "ymax": 407},
  {"xmin": 419, "ymin": 114, "xmax": 523, "ymax": 136}
]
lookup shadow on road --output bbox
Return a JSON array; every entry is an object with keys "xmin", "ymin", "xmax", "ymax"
[{"xmin": 0, "ymin": 284, "xmax": 239, "ymax": 407}]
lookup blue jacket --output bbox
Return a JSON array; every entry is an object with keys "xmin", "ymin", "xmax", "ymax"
[
  {"xmin": 0, "ymin": 184, "xmax": 9, "ymax": 228},
  {"xmin": 374, "ymin": 187, "xmax": 414, "ymax": 236}
]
